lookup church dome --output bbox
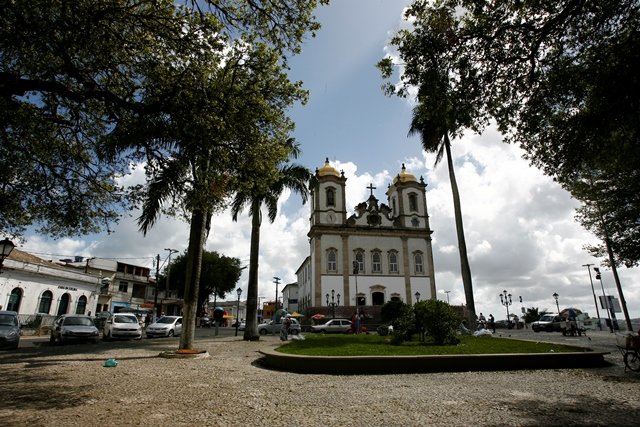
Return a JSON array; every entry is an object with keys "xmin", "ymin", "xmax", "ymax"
[
  {"xmin": 317, "ymin": 158, "xmax": 340, "ymax": 177},
  {"xmin": 393, "ymin": 163, "xmax": 417, "ymax": 183}
]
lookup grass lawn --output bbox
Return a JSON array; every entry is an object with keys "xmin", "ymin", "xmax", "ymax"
[{"xmin": 276, "ymin": 334, "xmax": 587, "ymax": 356}]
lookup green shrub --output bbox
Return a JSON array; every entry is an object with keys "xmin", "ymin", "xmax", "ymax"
[{"xmin": 415, "ymin": 299, "xmax": 460, "ymax": 345}]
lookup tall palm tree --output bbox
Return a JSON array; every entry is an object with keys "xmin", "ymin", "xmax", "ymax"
[
  {"xmin": 231, "ymin": 141, "xmax": 311, "ymax": 340},
  {"xmin": 409, "ymin": 101, "xmax": 477, "ymax": 324}
]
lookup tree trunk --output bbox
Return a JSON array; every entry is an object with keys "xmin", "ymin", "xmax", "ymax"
[
  {"xmin": 243, "ymin": 198, "xmax": 261, "ymax": 340},
  {"xmin": 444, "ymin": 134, "xmax": 476, "ymax": 323},
  {"xmin": 179, "ymin": 208, "xmax": 206, "ymax": 350}
]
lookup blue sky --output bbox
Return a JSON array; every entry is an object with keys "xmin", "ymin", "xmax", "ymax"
[{"xmin": 20, "ymin": 1, "xmax": 640, "ymax": 321}]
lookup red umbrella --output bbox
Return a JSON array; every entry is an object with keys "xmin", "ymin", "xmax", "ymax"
[{"xmin": 311, "ymin": 313, "xmax": 325, "ymax": 320}]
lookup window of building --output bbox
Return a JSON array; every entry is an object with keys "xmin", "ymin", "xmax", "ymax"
[
  {"xmin": 75, "ymin": 295, "xmax": 87, "ymax": 314},
  {"xmin": 372, "ymin": 251, "xmax": 381, "ymax": 273},
  {"xmin": 38, "ymin": 290, "xmax": 53, "ymax": 314},
  {"xmin": 355, "ymin": 250, "xmax": 364, "ymax": 273},
  {"xmin": 414, "ymin": 252, "xmax": 424, "ymax": 274},
  {"xmin": 408, "ymin": 193, "xmax": 418, "ymax": 212},
  {"xmin": 118, "ymin": 281, "xmax": 129, "ymax": 293},
  {"xmin": 326, "ymin": 187, "xmax": 335, "ymax": 207},
  {"xmin": 327, "ymin": 249, "xmax": 337, "ymax": 272},
  {"xmin": 388, "ymin": 251, "xmax": 399, "ymax": 273}
]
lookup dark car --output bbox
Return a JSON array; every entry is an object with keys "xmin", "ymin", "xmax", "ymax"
[
  {"xmin": 0, "ymin": 310, "xmax": 22, "ymax": 350},
  {"xmin": 50, "ymin": 314, "xmax": 100, "ymax": 344}
]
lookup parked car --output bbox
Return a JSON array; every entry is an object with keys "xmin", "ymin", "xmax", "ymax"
[
  {"xmin": 531, "ymin": 314, "xmax": 563, "ymax": 332},
  {"xmin": 311, "ymin": 318, "xmax": 352, "ymax": 334},
  {"xmin": 0, "ymin": 310, "xmax": 22, "ymax": 350},
  {"xmin": 103, "ymin": 313, "xmax": 142, "ymax": 341},
  {"xmin": 200, "ymin": 317, "xmax": 212, "ymax": 327},
  {"xmin": 50, "ymin": 314, "xmax": 100, "ymax": 344},
  {"xmin": 257, "ymin": 318, "xmax": 301, "ymax": 335},
  {"xmin": 146, "ymin": 316, "xmax": 182, "ymax": 338}
]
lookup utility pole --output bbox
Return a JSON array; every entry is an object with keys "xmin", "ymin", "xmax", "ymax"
[
  {"xmin": 164, "ymin": 248, "xmax": 178, "ymax": 298},
  {"xmin": 273, "ymin": 277, "xmax": 281, "ymax": 312}
]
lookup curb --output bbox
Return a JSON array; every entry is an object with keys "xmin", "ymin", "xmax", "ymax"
[{"xmin": 258, "ymin": 348, "xmax": 610, "ymax": 374}]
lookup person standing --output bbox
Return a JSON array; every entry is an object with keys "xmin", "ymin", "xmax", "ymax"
[
  {"xmin": 281, "ymin": 315, "xmax": 292, "ymax": 341},
  {"xmin": 489, "ymin": 314, "xmax": 496, "ymax": 333}
]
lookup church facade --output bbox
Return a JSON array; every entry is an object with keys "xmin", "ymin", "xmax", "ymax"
[{"xmin": 296, "ymin": 159, "xmax": 437, "ymax": 313}]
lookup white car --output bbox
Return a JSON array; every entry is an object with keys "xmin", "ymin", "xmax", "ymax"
[
  {"xmin": 146, "ymin": 316, "xmax": 182, "ymax": 338},
  {"xmin": 103, "ymin": 313, "xmax": 142, "ymax": 341},
  {"xmin": 311, "ymin": 318, "xmax": 352, "ymax": 334}
]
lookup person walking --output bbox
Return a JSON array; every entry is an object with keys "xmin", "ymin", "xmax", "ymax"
[
  {"xmin": 489, "ymin": 314, "xmax": 496, "ymax": 333},
  {"xmin": 280, "ymin": 315, "xmax": 292, "ymax": 341}
]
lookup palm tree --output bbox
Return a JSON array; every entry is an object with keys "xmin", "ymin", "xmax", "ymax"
[
  {"xmin": 409, "ymin": 100, "xmax": 477, "ymax": 325},
  {"xmin": 231, "ymin": 140, "xmax": 311, "ymax": 340}
]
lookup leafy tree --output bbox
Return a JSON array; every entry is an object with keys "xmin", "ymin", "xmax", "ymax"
[
  {"xmin": 231, "ymin": 140, "xmax": 311, "ymax": 340},
  {"xmin": 524, "ymin": 307, "xmax": 542, "ymax": 324},
  {"xmin": 159, "ymin": 251, "xmax": 243, "ymax": 314},
  {"xmin": 380, "ymin": 300, "xmax": 408, "ymax": 324},
  {"xmin": 414, "ymin": 299, "xmax": 460, "ymax": 345},
  {"xmin": 378, "ymin": 4, "xmax": 480, "ymax": 324},
  {"xmin": 379, "ymin": 0, "xmax": 640, "ymax": 330},
  {"xmin": 0, "ymin": 0, "xmax": 327, "ymax": 239}
]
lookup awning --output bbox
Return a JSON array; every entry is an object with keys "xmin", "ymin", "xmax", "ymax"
[{"xmin": 290, "ymin": 311, "xmax": 304, "ymax": 318}]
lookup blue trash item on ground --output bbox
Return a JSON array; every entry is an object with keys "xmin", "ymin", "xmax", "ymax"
[{"xmin": 103, "ymin": 358, "xmax": 118, "ymax": 367}]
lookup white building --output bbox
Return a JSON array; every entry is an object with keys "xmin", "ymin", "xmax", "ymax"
[
  {"xmin": 0, "ymin": 249, "xmax": 101, "ymax": 317},
  {"xmin": 297, "ymin": 159, "xmax": 437, "ymax": 313}
]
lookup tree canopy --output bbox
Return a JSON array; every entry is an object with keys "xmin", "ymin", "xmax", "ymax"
[
  {"xmin": 159, "ymin": 250, "xmax": 244, "ymax": 314},
  {"xmin": 380, "ymin": 0, "xmax": 640, "ymax": 267},
  {"xmin": 0, "ymin": 0, "xmax": 326, "ymax": 239}
]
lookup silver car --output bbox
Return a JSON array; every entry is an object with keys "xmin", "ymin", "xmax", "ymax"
[
  {"xmin": 311, "ymin": 318, "xmax": 352, "ymax": 334},
  {"xmin": 103, "ymin": 313, "xmax": 142, "ymax": 341},
  {"xmin": 257, "ymin": 318, "xmax": 301, "ymax": 335},
  {"xmin": 0, "ymin": 310, "xmax": 21, "ymax": 350},
  {"xmin": 50, "ymin": 314, "xmax": 100, "ymax": 344},
  {"xmin": 146, "ymin": 316, "xmax": 182, "ymax": 338}
]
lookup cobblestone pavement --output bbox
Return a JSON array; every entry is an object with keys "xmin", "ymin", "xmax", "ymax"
[{"xmin": 1, "ymin": 328, "xmax": 639, "ymax": 426}]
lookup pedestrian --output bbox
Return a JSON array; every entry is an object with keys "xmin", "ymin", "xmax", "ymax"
[
  {"xmin": 478, "ymin": 312, "xmax": 486, "ymax": 330},
  {"xmin": 145, "ymin": 313, "xmax": 151, "ymax": 328},
  {"xmin": 489, "ymin": 314, "xmax": 496, "ymax": 333},
  {"xmin": 281, "ymin": 315, "xmax": 292, "ymax": 341}
]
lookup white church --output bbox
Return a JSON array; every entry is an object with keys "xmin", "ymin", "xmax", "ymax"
[{"xmin": 295, "ymin": 159, "xmax": 437, "ymax": 315}]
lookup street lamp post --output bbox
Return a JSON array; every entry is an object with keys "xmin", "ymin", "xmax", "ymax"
[
  {"xmin": 414, "ymin": 291, "xmax": 421, "ymax": 303},
  {"xmin": 352, "ymin": 261, "xmax": 360, "ymax": 333},
  {"xmin": 499, "ymin": 290, "xmax": 512, "ymax": 329},
  {"xmin": 235, "ymin": 287, "xmax": 242, "ymax": 336},
  {"xmin": 326, "ymin": 289, "xmax": 340, "ymax": 318},
  {"xmin": 594, "ymin": 267, "xmax": 614, "ymax": 332},
  {"xmin": 583, "ymin": 263, "xmax": 603, "ymax": 330},
  {"xmin": 0, "ymin": 238, "xmax": 16, "ymax": 273},
  {"xmin": 444, "ymin": 290, "xmax": 451, "ymax": 304},
  {"xmin": 552, "ymin": 292, "xmax": 560, "ymax": 314}
]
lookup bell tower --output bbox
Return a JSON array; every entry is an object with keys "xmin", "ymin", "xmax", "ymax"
[{"xmin": 310, "ymin": 158, "xmax": 347, "ymax": 226}]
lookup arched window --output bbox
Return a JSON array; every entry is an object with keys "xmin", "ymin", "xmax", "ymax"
[
  {"xmin": 327, "ymin": 249, "xmax": 337, "ymax": 272},
  {"xmin": 414, "ymin": 252, "xmax": 424, "ymax": 274},
  {"xmin": 326, "ymin": 187, "xmax": 335, "ymax": 207},
  {"xmin": 355, "ymin": 250, "xmax": 365, "ymax": 273},
  {"xmin": 38, "ymin": 290, "xmax": 53, "ymax": 314},
  {"xmin": 75, "ymin": 295, "xmax": 88, "ymax": 314},
  {"xmin": 388, "ymin": 251, "xmax": 399, "ymax": 273},
  {"xmin": 408, "ymin": 193, "xmax": 418, "ymax": 212},
  {"xmin": 371, "ymin": 251, "xmax": 381, "ymax": 273},
  {"xmin": 57, "ymin": 293, "xmax": 70, "ymax": 316},
  {"xmin": 8, "ymin": 288, "xmax": 22, "ymax": 312}
]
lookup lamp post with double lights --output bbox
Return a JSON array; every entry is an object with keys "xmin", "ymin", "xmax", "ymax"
[
  {"xmin": 235, "ymin": 287, "xmax": 242, "ymax": 336},
  {"xmin": 499, "ymin": 290, "xmax": 512, "ymax": 329},
  {"xmin": 593, "ymin": 267, "xmax": 614, "ymax": 332},
  {"xmin": 583, "ymin": 263, "xmax": 603, "ymax": 330},
  {"xmin": 0, "ymin": 238, "xmax": 16, "ymax": 273},
  {"xmin": 444, "ymin": 290, "xmax": 450, "ymax": 304},
  {"xmin": 326, "ymin": 290, "xmax": 340, "ymax": 318},
  {"xmin": 414, "ymin": 291, "xmax": 421, "ymax": 304},
  {"xmin": 352, "ymin": 261, "xmax": 360, "ymax": 333}
]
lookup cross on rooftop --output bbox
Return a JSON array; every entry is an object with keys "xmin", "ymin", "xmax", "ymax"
[{"xmin": 366, "ymin": 183, "xmax": 376, "ymax": 196}]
